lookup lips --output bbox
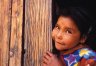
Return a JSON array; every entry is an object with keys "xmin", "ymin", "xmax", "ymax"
[{"xmin": 55, "ymin": 41, "xmax": 64, "ymax": 45}]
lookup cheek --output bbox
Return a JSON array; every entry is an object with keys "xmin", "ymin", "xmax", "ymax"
[{"xmin": 63, "ymin": 35, "xmax": 80, "ymax": 45}]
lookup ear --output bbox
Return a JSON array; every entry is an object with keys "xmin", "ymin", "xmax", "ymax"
[{"xmin": 79, "ymin": 35, "xmax": 87, "ymax": 44}]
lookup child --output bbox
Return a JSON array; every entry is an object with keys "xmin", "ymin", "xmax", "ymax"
[{"xmin": 42, "ymin": 7, "xmax": 96, "ymax": 66}]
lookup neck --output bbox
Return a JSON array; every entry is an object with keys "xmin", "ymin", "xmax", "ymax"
[{"xmin": 60, "ymin": 44, "xmax": 87, "ymax": 55}]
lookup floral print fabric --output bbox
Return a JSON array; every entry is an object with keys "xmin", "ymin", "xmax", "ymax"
[{"xmin": 62, "ymin": 48, "xmax": 96, "ymax": 66}]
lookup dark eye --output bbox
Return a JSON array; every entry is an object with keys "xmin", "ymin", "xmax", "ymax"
[
  {"xmin": 55, "ymin": 25, "xmax": 59, "ymax": 29},
  {"xmin": 66, "ymin": 30, "xmax": 72, "ymax": 34}
]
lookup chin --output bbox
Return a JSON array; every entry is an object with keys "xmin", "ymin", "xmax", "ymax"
[{"xmin": 55, "ymin": 44, "xmax": 64, "ymax": 51}]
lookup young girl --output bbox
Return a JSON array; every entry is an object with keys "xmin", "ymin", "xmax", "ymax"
[{"xmin": 42, "ymin": 7, "xmax": 96, "ymax": 66}]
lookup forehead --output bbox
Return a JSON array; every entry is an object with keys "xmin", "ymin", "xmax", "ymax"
[{"xmin": 57, "ymin": 16, "xmax": 78, "ymax": 29}]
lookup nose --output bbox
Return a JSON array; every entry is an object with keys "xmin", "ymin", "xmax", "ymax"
[{"xmin": 56, "ymin": 31, "xmax": 63, "ymax": 40}]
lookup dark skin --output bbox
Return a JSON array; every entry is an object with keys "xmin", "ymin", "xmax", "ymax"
[
  {"xmin": 42, "ymin": 16, "xmax": 96, "ymax": 66},
  {"xmin": 42, "ymin": 16, "xmax": 83, "ymax": 66},
  {"xmin": 42, "ymin": 51, "xmax": 64, "ymax": 66}
]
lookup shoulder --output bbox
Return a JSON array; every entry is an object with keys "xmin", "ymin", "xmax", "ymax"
[
  {"xmin": 75, "ymin": 48, "xmax": 96, "ymax": 66},
  {"xmin": 78, "ymin": 48, "xmax": 96, "ymax": 60}
]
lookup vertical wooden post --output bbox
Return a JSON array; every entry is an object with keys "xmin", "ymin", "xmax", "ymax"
[
  {"xmin": 0, "ymin": 0, "xmax": 12, "ymax": 66},
  {"xmin": 24, "ymin": 0, "xmax": 52, "ymax": 66},
  {"xmin": 9, "ymin": 0, "xmax": 23, "ymax": 66}
]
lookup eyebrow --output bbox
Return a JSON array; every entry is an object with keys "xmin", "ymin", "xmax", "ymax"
[
  {"xmin": 55, "ymin": 23, "xmax": 59, "ymax": 27},
  {"xmin": 56, "ymin": 23, "xmax": 75, "ymax": 32},
  {"xmin": 56, "ymin": 23, "xmax": 73, "ymax": 29},
  {"xmin": 65, "ymin": 27, "xmax": 73, "ymax": 30}
]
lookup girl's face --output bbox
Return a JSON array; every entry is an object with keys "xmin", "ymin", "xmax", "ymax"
[{"xmin": 52, "ymin": 16, "xmax": 83, "ymax": 51}]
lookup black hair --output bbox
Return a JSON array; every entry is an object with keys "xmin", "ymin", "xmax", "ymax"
[
  {"xmin": 52, "ymin": 7, "xmax": 96, "ymax": 55},
  {"xmin": 54, "ymin": 7, "xmax": 93, "ymax": 36}
]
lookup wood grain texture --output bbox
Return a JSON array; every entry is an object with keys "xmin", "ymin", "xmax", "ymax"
[
  {"xmin": 24, "ymin": 0, "xmax": 52, "ymax": 66},
  {"xmin": 9, "ymin": 0, "xmax": 23, "ymax": 66},
  {"xmin": 0, "ymin": 0, "xmax": 12, "ymax": 66},
  {"xmin": 0, "ymin": 0, "xmax": 52, "ymax": 66}
]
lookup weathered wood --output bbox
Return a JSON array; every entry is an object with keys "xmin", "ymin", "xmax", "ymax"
[
  {"xmin": 9, "ymin": 0, "xmax": 23, "ymax": 66},
  {"xmin": 24, "ymin": 0, "xmax": 52, "ymax": 66},
  {"xmin": 0, "ymin": 49, "xmax": 1, "ymax": 66},
  {"xmin": 0, "ymin": 0, "xmax": 52, "ymax": 66},
  {"xmin": 0, "ymin": 0, "xmax": 12, "ymax": 66}
]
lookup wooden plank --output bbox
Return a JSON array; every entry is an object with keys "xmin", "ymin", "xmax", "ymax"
[
  {"xmin": 0, "ymin": 49, "xmax": 1, "ymax": 66},
  {"xmin": 9, "ymin": 0, "xmax": 23, "ymax": 66},
  {"xmin": 24, "ymin": 0, "xmax": 52, "ymax": 66},
  {"xmin": 0, "ymin": 0, "xmax": 12, "ymax": 66}
]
